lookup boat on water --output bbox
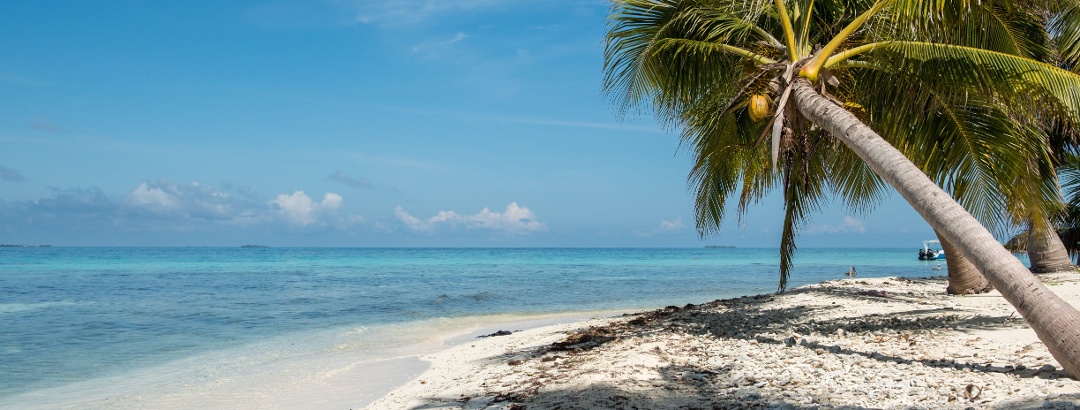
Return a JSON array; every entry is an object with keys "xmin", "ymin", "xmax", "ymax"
[{"xmin": 919, "ymin": 240, "xmax": 946, "ymax": 260}]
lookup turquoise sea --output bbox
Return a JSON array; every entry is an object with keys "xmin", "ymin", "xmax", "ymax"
[{"xmin": 0, "ymin": 247, "xmax": 980, "ymax": 407}]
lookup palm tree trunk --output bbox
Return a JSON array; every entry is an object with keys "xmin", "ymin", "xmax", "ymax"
[
  {"xmin": 934, "ymin": 230, "xmax": 993, "ymax": 294},
  {"xmin": 791, "ymin": 77, "xmax": 1080, "ymax": 377},
  {"xmin": 1027, "ymin": 218, "xmax": 1076, "ymax": 273}
]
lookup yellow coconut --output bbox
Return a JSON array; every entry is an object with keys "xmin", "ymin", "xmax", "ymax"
[{"xmin": 748, "ymin": 94, "xmax": 771, "ymax": 122}]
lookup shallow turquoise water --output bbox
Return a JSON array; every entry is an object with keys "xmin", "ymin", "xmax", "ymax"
[{"xmin": 0, "ymin": 247, "xmax": 969, "ymax": 401}]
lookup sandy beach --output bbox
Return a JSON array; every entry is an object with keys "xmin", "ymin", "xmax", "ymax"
[{"xmin": 366, "ymin": 272, "xmax": 1080, "ymax": 409}]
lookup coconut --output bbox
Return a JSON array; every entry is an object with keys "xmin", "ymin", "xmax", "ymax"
[{"xmin": 749, "ymin": 94, "xmax": 772, "ymax": 122}]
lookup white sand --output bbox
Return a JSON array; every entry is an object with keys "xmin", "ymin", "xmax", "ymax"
[
  {"xmin": 0, "ymin": 314, "xmax": 609, "ymax": 410},
  {"xmin": 366, "ymin": 273, "xmax": 1080, "ymax": 409}
]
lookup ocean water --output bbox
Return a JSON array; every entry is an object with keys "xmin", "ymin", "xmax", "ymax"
[{"xmin": 0, "ymin": 247, "xmax": 974, "ymax": 407}]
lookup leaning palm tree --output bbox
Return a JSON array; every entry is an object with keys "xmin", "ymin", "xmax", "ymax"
[{"xmin": 605, "ymin": 0, "xmax": 1080, "ymax": 376}]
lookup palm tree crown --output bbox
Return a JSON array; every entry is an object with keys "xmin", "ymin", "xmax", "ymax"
[{"xmin": 605, "ymin": 0, "xmax": 1080, "ymax": 291}]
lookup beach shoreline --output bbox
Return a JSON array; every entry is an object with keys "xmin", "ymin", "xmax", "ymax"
[
  {"xmin": 0, "ymin": 311, "xmax": 629, "ymax": 410},
  {"xmin": 366, "ymin": 273, "xmax": 1080, "ymax": 409},
  {"xmin": 353, "ymin": 311, "xmax": 634, "ymax": 409}
]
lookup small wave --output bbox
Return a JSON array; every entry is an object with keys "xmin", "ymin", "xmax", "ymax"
[
  {"xmin": 0, "ymin": 301, "xmax": 76, "ymax": 314},
  {"xmin": 345, "ymin": 326, "xmax": 369, "ymax": 336}
]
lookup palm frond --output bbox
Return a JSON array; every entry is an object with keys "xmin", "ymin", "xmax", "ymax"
[
  {"xmin": 843, "ymin": 65, "xmax": 1060, "ymax": 236},
  {"xmin": 604, "ymin": 0, "xmax": 781, "ymax": 122},
  {"xmin": 825, "ymin": 144, "xmax": 888, "ymax": 215},
  {"xmin": 777, "ymin": 128, "xmax": 831, "ymax": 292},
  {"xmin": 1051, "ymin": 0, "xmax": 1080, "ymax": 70},
  {"xmin": 684, "ymin": 91, "xmax": 776, "ymax": 237},
  {"xmin": 1060, "ymin": 153, "xmax": 1080, "ymax": 209},
  {"xmin": 884, "ymin": 0, "xmax": 1065, "ymax": 32},
  {"xmin": 862, "ymin": 42, "xmax": 1080, "ymax": 129}
]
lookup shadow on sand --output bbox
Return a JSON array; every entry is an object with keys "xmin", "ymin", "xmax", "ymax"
[{"xmin": 405, "ymin": 277, "xmax": 1079, "ymax": 409}]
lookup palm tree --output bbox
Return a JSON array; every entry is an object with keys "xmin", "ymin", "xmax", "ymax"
[
  {"xmin": 1011, "ymin": 206, "xmax": 1080, "ymax": 268},
  {"xmin": 1027, "ymin": 124, "xmax": 1080, "ymax": 273},
  {"xmin": 997, "ymin": 126, "xmax": 1079, "ymax": 274},
  {"xmin": 1053, "ymin": 152, "xmax": 1080, "ymax": 262},
  {"xmin": 935, "ymin": 232, "xmax": 992, "ymax": 294},
  {"xmin": 999, "ymin": 129, "xmax": 1079, "ymax": 274},
  {"xmin": 1054, "ymin": 203, "xmax": 1080, "ymax": 263},
  {"xmin": 605, "ymin": 0, "xmax": 1080, "ymax": 376},
  {"xmin": 1026, "ymin": 220, "xmax": 1076, "ymax": 272}
]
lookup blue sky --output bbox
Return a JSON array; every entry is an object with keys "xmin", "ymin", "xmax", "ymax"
[{"xmin": 0, "ymin": 0, "xmax": 933, "ymax": 247}]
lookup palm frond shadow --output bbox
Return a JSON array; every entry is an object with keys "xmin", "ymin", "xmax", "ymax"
[
  {"xmin": 583, "ymin": 282, "xmax": 1048, "ymax": 376},
  {"xmin": 407, "ymin": 384, "xmax": 870, "ymax": 410},
  {"xmin": 403, "ymin": 279, "xmax": 1077, "ymax": 409}
]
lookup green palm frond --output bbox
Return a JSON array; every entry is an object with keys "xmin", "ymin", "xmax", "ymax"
[
  {"xmin": 966, "ymin": 4, "xmax": 1050, "ymax": 60},
  {"xmin": 684, "ymin": 90, "xmax": 775, "ymax": 236},
  {"xmin": 824, "ymin": 146, "xmax": 887, "ymax": 215},
  {"xmin": 1061, "ymin": 154, "xmax": 1080, "ymax": 209},
  {"xmin": 860, "ymin": 42, "xmax": 1080, "ymax": 129},
  {"xmin": 604, "ymin": 0, "xmax": 780, "ymax": 121},
  {"xmin": 1051, "ymin": 0, "xmax": 1080, "ymax": 69},
  {"xmin": 886, "ymin": 0, "xmax": 1065, "ymax": 28},
  {"xmin": 843, "ymin": 64, "xmax": 1061, "ymax": 236},
  {"xmin": 777, "ymin": 129, "xmax": 833, "ymax": 291}
]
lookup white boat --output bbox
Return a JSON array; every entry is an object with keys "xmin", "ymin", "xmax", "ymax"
[{"xmin": 919, "ymin": 240, "xmax": 946, "ymax": 260}]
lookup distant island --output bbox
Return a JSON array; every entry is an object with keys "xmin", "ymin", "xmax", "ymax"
[
  {"xmin": 0, "ymin": 244, "xmax": 52, "ymax": 248},
  {"xmin": 704, "ymin": 245, "xmax": 736, "ymax": 249},
  {"xmin": 240, "ymin": 245, "xmax": 269, "ymax": 248}
]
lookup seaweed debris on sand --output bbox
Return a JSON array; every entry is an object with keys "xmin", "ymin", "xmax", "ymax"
[{"xmin": 366, "ymin": 273, "xmax": 1080, "ymax": 409}]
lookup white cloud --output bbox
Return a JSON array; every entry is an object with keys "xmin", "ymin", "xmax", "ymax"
[
  {"xmin": 657, "ymin": 218, "xmax": 684, "ymax": 232},
  {"xmin": 270, "ymin": 191, "xmax": 344, "ymax": 226},
  {"xmin": 395, "ymin": 202, "xmax": 546, "ymax": 234},
  {"xmin": 394, "ymin": 205, "xmax": 432, "ymax": 232},
  {"xmin": 411, "ymin": 32, "xmax": 469, "ymax": 58},
  {"xmin": 127, "ymin": 182, "xmax": 179, "ymax": 210},
  {"xmin": 2, "ymin": 180, "xmax": 369, "ymax": 242},
  {"xmin": 124, "ymin": 180, "xmax": 235, "ymax": 218},
  {"xmin": 638, "ymin": 217, "xmax": 685, "ymax": 237},
  {"xmin": 805, "ymin": 215, "xmax": 866, "ymax": 234},
  {"xmin": 122, "ymin": 181, "xmax": 357, "ymax": 228}
]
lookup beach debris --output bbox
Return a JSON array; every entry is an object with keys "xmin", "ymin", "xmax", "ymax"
[
  {"xmin": 479, "ymin": 330, "xmax": 514, "ymax": 338},
  {"xmin": 856, "ymin": 289, "xmax": 892, "ymax": 298},
  {"xmin": 846, "ymin": 266, "xmax": 857, "ymax": 277},
  {"xmin": 370, "ymin": 273, "xmax": 1080, "ymax": 410},
  {"xmin": 549, "ymin": 327, "xmax": 616, "ymax": 351},
  {"xmin": 963, "ymin": 383, "xmax": 983, "ymax": 401}
]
